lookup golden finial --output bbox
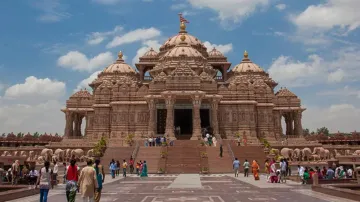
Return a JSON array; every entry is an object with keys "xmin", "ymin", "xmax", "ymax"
[
  {"xmin": 244, "ymin": 50, "xmax": 248, "ymax": 58},
  {"xmin": 118, "ymin": 51, "xmax": 123, "ymax": 59},
  {"xmin": 178, "ymin": 13, "xmax": 189, "ymax": 33},
  {"xmin": 180, "ymin": 34, "xmax": 186, "ymax": 42},
  {"xmin": 180, "ymin": 22, "xmax": 186, "ymax": 32}
]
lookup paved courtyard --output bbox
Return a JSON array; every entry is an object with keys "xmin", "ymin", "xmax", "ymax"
[{"xmin": 8, "ymin": 174, "xmax": 357, "ymax": 202}]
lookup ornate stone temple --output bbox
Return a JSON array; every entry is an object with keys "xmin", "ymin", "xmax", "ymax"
[{"xmin": 61, "ymin": 18, "xmax": 305, "ymax": 142}]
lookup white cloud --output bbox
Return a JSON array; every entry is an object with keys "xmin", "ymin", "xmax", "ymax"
[
  {"xmin": 275, "ymin": 4, "xmax": 286, "ymax": 11},
  {"xmin": 92, "ymin": 0, "xmax": 122, "ymax": 5},
  {"xmin": 75, "ymin": 71, "xmax": 101, "ymax": 92},
  {"xmin": 106, "ymin": 27, "xmax": 161, "ymax": 48},
  {"xmin": 268, "ymin": 47, "xmax": 360, "ymax": 87},
  {"xmin": 87, "ymin": 26, "xmax": 123, "ymax": 45},
  {"xmin": 317, "ymin": 86, "xmax": 360, "ymax": 99},
  {"xmin": 203, "ymin": 41, "xmax": 233, "ymax": 55},
  {"xmin": 132, "ymin": 40, "xmax": 162, "ymax": 66},
  {"xmin": 33, "ymin": 0, "xmax": 71, "ymax": 23},
  {"xmin": 290, "ymin": 0, "xmax": 360, "ymax": 35},
  {"xmin": 303, "ymin": 104, "xmax": 360, "ymax": 133},
  {"xmin": 171, "ymin": 4, "xmax": 188, "ymax": 10},
  {"xmin": 187, "ymin": 0, "xmax": 269, "ymax": 24},
  {"xmin": 4, "ymin": 76, "xmax": 65, "ymax": 102},
  {"xmin": 57, "ymin": 51, "xmax": 114, "ymax": 72}
]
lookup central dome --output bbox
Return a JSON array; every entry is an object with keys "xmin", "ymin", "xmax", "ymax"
[
  {"xmin": 162, "ymin": 35, "xmax": 204, "ymax": 58},
  {"xmin": 159, "ymin": 22, "xmax": 208, "ymax": 57}
]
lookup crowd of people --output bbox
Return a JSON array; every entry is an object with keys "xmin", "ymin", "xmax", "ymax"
[
  {"xmin": 297, "ymin": 165, "xmax": 354, "ymax": 184},
  {"xmin": 109, "ymin": 157, "xmax": 148, "ymax": 179},
  {"xmin": 144, "ymin": 136, "xmax": 170, "ymax": 147}
]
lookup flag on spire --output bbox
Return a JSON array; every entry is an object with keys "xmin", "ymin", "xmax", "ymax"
[{"xmin": 178, "ymin": 13, "xmax": 189, "ymax": 23}]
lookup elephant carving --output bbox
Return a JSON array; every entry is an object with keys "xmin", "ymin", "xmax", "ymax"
[
  {"xmin": 311, "ymin": 154, "xmax": 321, "ymax": 161},
  {"xmin": 13, "ymin": 151, "xmax": 20, "ymax": 157},
  {"xmin": 313, "ymin": 147, "xmax": 326, "ymax": 160},
  {"xmin": 334, "ymin": 149, "xmax": 341, "ymax": 157},
  {"xmin": 20, "ymin": 151, "xmax": 27, "ymax": 157},
  {"xmin": 353, "ymin": 150, "xmax": 360, "ymax": 155},
  {"xmin": 1, "ymin": 151, "xmax": 11, "ymax": 156},
  {"xmin": 293, "ymin": 148, "xmax": 302, "ymax": 161},
  {"xmin": 345, "ymin": 150, "xmax": 352, "ymax": 156},
  {"xmin": 54, "ymin": 149, "xmax": 65, "ymax": 162},
  {"xmin": 280, "ymin": 148, "xmax": 294, "ymax": 161},
  {"xmin": 40, "ymin": 149, "xmax": 53, "ymax": 162},
  {"xmin": 324, "ymin": 149, "xmax": 331, "ymax": 159},
  {"xmin": 37, "ymin": 156, "xmax": 45, "ymax": 164},
  {"xmin": 302, "ymin": 148, "xmax": 312, "ymax": 161},
  {"xmin": 86, "ymin": 149, "xmax": 94, "ymax": 157},
  {"xmin": 27, "ymin": 151, "xmax": 35, "ymax": 161},
  {"xmin": 71, "ymin": 149, "xmax": 84, "ymax": 160},
  {"xmin": 65, "ymin": 149, "xmax": 72, "ymax": 158}
]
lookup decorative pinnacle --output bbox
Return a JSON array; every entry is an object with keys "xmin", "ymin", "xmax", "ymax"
[
  {"xmin": 244, "ymin": 50, "xmax": 248, "ymax": 58},
  {"xmin": 118, "ymin": 51, "xmax": 123, "ymax": 59}
]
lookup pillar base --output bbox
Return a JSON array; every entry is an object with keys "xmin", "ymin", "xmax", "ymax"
[{"xmin": 190, "ymin": 136, "xmax": 200, "ymax": 140}]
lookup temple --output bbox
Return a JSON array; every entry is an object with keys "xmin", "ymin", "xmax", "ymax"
[{"xmin": 61, "ymin": 19, "xmax": 305, "ymax": 143}]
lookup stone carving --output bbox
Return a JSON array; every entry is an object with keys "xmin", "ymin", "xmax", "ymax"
[
  {"xmin": 301, "ymin": 148, "xmax": 312, "ymax": 161},
  {"xmin": 280, "ymin": 148, "xmax": 294, "ymax": 161},
  {"xmin": 40, "ymin": 149, "xmax": 53, "ymax": 162},
  {"xmin": 293, "ymin": 148, "xmax": 301, "ymax": 161},
  {"xmin": 54, "ymin": 149, "xmax": 65, "ymax": 162},
  {"xmin": 71, "ymin": 149, "xmax": 84, "ymax": 160},
  {"xmin": 353, "ymin": 150, "xmax": 360, "ymax": 155}
]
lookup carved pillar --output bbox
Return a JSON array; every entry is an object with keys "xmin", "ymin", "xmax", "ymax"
[
  {"xmin": 64, "ymin": 111, "xmax": 74, "ymax": 137},
  {"xmin": 191, "ymin": 94, "xmax": 204, "ymax": 140},
  {"xmin": 290, "ymin": 112, "xmax": 294, "ymax": 136},
  {"xmin": 210, "ymin": 98, "xmax": 220, "ymax": 135},
  {"xmin": 294, "ymin": 111, "xmax": 303, "ymax": 136},
  {"xmin": 147, "ymin": 98, "xmax": 157, "ymax": 136},
  {"xmin": 164, "ymin": 95, "xmax": 176, "ymax": 140},
  {"xmin": 73, "ymin": 113, "xmax": 79, "ymax": 137},
  {"xmin": 139, "ymin": 68, "xmax": 144, "ymax": 82},
  {"xmin": 284, "ymin": 113, "xmax": 290, "ymax": 136}
]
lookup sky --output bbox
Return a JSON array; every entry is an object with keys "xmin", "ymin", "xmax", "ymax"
[{"xmin": 0, "ymin": 0, "xmax": 359, "ymax": 134}]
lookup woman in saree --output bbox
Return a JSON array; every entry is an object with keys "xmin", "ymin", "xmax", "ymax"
[
  {"xmin": 140, "ymin": 160, "xmax": 148, "ymax": 177},
  {"xmin": 252, "ymin": 160, "xmax": 260, "ymax": 180},
  {"xmin": 264, "ymin": 159, "xmax": 270, "ymax": 182},
  {"xmin": 269, "ymin": 159, "xmax": 277, "ymax": 183}
]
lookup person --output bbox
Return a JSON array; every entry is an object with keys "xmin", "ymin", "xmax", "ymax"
[
  {"xmin": 298, "ymin": 165, "xmax": 305, "ymax": 184},
  {"xmin": 243, "ymin": 159, "xmax": 250, "ymax": 177},
  {"xmin": 321, "ymin": 166, "xmax": 327, "ymax": 177},
  {"xmin": 213, "ymin": 136, "xmax": 217, "ymax": 147},
  {"xmin": 36, "ymin": 161, "xmax": 53, "ymax": 202},
  {"xmin": 109, "ymin": 160, "xmax": 116, "ymax": 179},
  {"xmin": 129, "ymin": 157, "xmax": 134, "ymax": 174},
  {"xmin": 29, "ymin": 167, "xmax": 39, "ymax": 185},
  {"xmin": 347, "ymin": 167, "xmax": 353, "ymax": 179},
  {"xmin": 219, "ymin": 144, "xmax": 223, "ymax": 158},
  {"xmin": 116, "ymin": 161, "xmax": 120, "ymax": 176},
  {"xmin": 140, "ymin": 160, "xmax": 148, "ymax": 177},
  {"xmin": 265, "ymin": 159, "xmax": 270, "ymax": 182},
  {"xmin": 252, "ymin": 160, "xmax": 260, "ymax": 180},
  {"xmin": 136, "ymin": 162, "xmax": 141, "ymax": 176},
  {"xmin": 338, "ymin": 166, "xmax": 345, "ymax": 179},
  {"xmin": 53, "ymin": 161, "xmax": 59, "ymax": 186},
  {"xmin": 66, "ymin": 159, "xmax": 79, "ymax": 202},
  {"xmin": 326, "ymin": 167, "xmax": 335, "ymax": 179},
  {"xmin": 269, "ymin": 159, "xmax": 277, "ymax": 183},
  {"xmin": 139, "ymin": 161, "xmax": 143, "ymax": 175},
  {"xmin": 94, "ymin": 159, "xmax": 105, "ymax": 202},
  {"xmin": 233, "ymin": 158, "xmax": 240, "ymax": 177},
  {"xmin": 316, "ymin": 167, "xmax": 323, "ymax": 179},
  {"xmin": 279, "ymin": 159, "xmax": 287, "ymax": 183},
  {"xmin": 122, "ymin": 159, "xmax": 128, "ymax": 177},
  {"xmin": 303, "ymin": 168, "xmax": 310, "ymax": 184},
  {"xmin": 11, "ymin": 160, "xmax": 20, "ymax": 185},
  {"xmin": 237, "ymin": 137, "xmax": 241, "ymax": 146},
  {"xmin": 78, "ymin": 159, "xmax": 98, "ymax": 202},
  {"xmin": 285, "ymin": 159, "xmax": 291, "ymax": 176}
]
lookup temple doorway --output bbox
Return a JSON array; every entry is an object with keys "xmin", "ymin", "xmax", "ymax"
[
  {"xmin": 174, "ymin": 109, "xmax": 193, "ymax": 135},
  {"xmin": 200, "ymin": 109, "xmax": 210, "ymax": 128},
  {"xmin": 157, "ymin": 109, "xmax": 167, "ymax": 134}
]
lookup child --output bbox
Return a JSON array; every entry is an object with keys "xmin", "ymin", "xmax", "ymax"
[{"xmin": 276, "ymin": 169, "xmax": 281, "ymax": 183}]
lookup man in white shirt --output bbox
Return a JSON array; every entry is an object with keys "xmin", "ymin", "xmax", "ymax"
[
  {"xmin": 347, "ymin": 168, "xmax": 353, "ymax": 178},
  {"xmin": 53, "ymin": 161, "xmax": 59, "ymax": 185},
  {"xmin": 28, "ymin": 167, "xmax": 38, "ymax": 185},
  {"xmin": 298, "ymin": 165, "xmax": 305, "ymax": 184}
]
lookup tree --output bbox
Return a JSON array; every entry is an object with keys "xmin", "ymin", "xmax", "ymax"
[
  {"xmin": 17, "ymin": 132, "xmax": 22, "ymax": 138},
  {"xmin": 33, "ymin": 132, "xmax": 40, "ymax": 138},
  {"xmin": 303, "ymin": 128, "xmax": 310, "ymax": 136},
  {"xmin": 1, "ymin": 133, "xmax": 5, "ymax": 137},
  {"xmin": 316, "ymin": 127, "xmax": 329, "ymax": 136}
]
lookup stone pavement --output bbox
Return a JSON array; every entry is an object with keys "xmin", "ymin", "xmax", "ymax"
[{"xmin": 7, "ymin": 174, "xmax": 358, "ymax": 202}]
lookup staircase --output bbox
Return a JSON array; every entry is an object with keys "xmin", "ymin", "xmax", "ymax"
[
  {"xmin": 229, "ymin": 142, "xmax": 267, "ymax": 173},
  {"xmin": 166, "ymin": 140, "xmax": 202, "ymax": 174},
  {"xmin": 101, "ymin": 147, "xmax": 135, "ymax": 174},
  {"xmin": 206, "ymin": 145, "xmax": 233, "ymax": 173},
  {"xmin": 135, "ymin": 147, "xmax": 162, "ymax": 173}
]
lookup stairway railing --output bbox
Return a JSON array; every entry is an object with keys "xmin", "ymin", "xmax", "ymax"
[
  {"xmin": 227, "ymin": 141, "xmax": 235, "ymax": 161},
  {"xmin": 132, "ymin": 140, "xmax": 140, "ymax": 159}
]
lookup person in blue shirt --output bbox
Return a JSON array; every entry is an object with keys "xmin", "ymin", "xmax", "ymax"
[{"xmin": 233, "ymin": 158, "xmax": 240, "ymax": 177}]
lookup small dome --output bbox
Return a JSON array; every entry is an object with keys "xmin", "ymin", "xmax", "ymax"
[
  {"xmin": 275, "ymin": 87, "xmax": 297, "ymax": 97},
  {"xmin": 103, "ymin": 51, "xmax": 136, "ymax": 74},
  {"xmin": 142, "ymin": 48, "xmax": 158, "ymax": 58},
  {"xmin": 208, "ymin": 47, "xmax": 224, "ymax": 57},
  {"xmin": 70, "ymin": 89, "xmax": 92, "ymax": 98},
  {"xmin": 232, "ymin": 51, "xmax": 265, "ymax": 73}
]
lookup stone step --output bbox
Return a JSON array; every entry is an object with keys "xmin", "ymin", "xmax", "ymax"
[
  {"xmin": 101, "ymin": 147, "xmax": 135, "ymax": 174},
  {"xmin": 135, "ymin": 147, "xmax": 162, "ymax": 173}
]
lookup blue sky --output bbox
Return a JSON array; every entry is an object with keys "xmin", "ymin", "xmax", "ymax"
[{"xmin": 0, "ymin": 0, "xmax": 359, "ymax": 134}]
